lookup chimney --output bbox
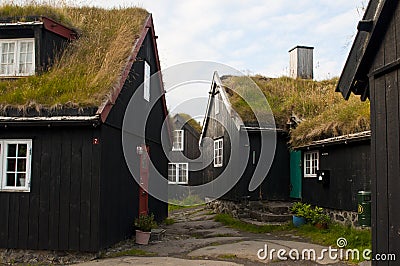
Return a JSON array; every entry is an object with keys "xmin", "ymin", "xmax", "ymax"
[{"xmin": 289, "ymin": 46, "xmax": 314, "ymax": 79}]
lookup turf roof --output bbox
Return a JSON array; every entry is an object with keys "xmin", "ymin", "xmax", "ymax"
[
  {"xmin": 221, "ymin": 75, "xmax": 370, "ymax": 147},
  {"xmin": 0, "ymin": 4, "xmax": 149, "ymax": 110}
]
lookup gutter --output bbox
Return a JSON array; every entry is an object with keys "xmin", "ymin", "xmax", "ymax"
[{"xmin": 0, "ymin": 115, "xmax": 101, "ymax": 127}]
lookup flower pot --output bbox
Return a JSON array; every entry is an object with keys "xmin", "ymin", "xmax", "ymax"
[
  {"xmin": 293, "ymin": 215, "xmax": 306, "ymax": 227},
  {"xmin": 135, "ymin": 230, "xmax": 151, "ymax": 245}
]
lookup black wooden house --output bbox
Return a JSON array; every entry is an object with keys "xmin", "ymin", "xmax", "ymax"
[
  {"xmin": 168, "ymin": 113, "xmax": 202, "ymax": 186},
  {"xmin": 336, "ymin": 0, "xmax": 400, "ymax": 262},
  {"xmin": 0, "ymin": 8, "xmax": 169, "ymax": 252},
  {"xmin": 200, "ymin": 72, "xmax": 290, "ymax": 201},
  {"xmin": 292, "ymin": 131, "xmax": 371, "ymax": 212}
]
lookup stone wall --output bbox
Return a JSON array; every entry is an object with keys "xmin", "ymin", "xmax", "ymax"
[{"xmin": 207, "ymin": 199, "xmax": 367, "ymax": 229}]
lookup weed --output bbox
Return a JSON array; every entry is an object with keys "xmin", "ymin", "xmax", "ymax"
[
  {"xmin": 164, "ymin": 217, "xmax": 175, "ymax": 225},
  {"xmin": 218, "ymin": 254, "xmax": 237, "ymax": 259},
  {"xmin": 105, "ymin": 249, "xmax": 156, "ymax": 258}
]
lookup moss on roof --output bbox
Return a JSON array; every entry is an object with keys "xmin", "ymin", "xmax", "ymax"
[
  {"xmin": 0, "ymin": 4, "xmax": 148, "ymax": 109},
  {"xmin": 176, "ymin": 113, "xmax": 202, "ymax": 134},
  {"xmin": 222, "ymin": 75, "xmax": 370, "ymax": 147}
]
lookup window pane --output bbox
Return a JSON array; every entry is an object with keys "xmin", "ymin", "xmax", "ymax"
[
  {"xmin": 7, "ymin": 173, "xmax": 16, "ymax": 186},
  {"xmin": 168, "ymin": 164, "xmax": 176, "ymax": 182},
  {"xmin": 7, "ymin": 158, "xmax": 16, "ymax": 172},
  {"xmin": 17, "ymin": 159, "xmax": 26, "ymax": 172},
  {"xmin": 17, "ymin": 173, "xmax": 26, "ymax": 187},
  {"xmin": 8, "ymin": 144, "xmax": 17, "ymax": 157},
  {"xmin": 18, "ymin": 144, "xmax": 27, "ymax": 157}
]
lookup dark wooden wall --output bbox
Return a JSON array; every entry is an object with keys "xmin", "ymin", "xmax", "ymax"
[
  {"xmin": 99, "ymin": 31, "xmax": 168, "ymax": 249},
  {"xmin": 301, "ymin": 140, "xmax": 370, "ymax": 211},
  {"xmin": 0, "ymin": 126, "xmax": 101, "ymax": 252},
  {"xmin": 368, "ymin": 1, "xmax": 400, "ymax": 261},
  {"xmin": 201, "ymin": 87, "xmax": 290, "ymax": 201},
  {"xmin": 226, "ymin": 131, "xmax": 290, "ymax": 201}
]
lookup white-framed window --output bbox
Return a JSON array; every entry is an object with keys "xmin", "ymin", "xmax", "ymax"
[
  {"xmin": 304, "ymin": 150, "xmax": 319, "ymax": 178},
  {"xmin": 0, "ymin": 39, "xmax": 35, "ymax": 77},
  {"xmin": 144, "ymin": 61, "xmax": 150, "ymax": 101},
  {"xmin": 214, "ymin": 138, "xmax": 223, "ymax": 167},
  {"xmin": 0, "ymin": 140, "xmax": 32, "ymax": 192},
  {"xmin": 214, "ymin": 95, "xmax": 220, "ymax": 114},
  {"xmin": 168, "ymin": 163, "xmax": 188, "ymax": 184},
  {"xmin": 172, "ymin": 130, "xmax": 184, "ymax": 151}
]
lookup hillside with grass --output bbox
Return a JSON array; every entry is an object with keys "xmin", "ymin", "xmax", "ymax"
[
  {"xmin": 222, "ymin": 75, "xmax": 370, "ymax": 147},
  {"xmin": 0, "ymin": 4, "xmax": 148, "ymax": 109}
]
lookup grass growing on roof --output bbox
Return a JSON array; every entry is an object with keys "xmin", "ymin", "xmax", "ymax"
[
  {"xmin": 177, "ymin": 113, "xmax": 202, "ymax": 133},
  {"xmin": 0, "ymin": 3, "xmax": 148, "ymax": 108},
  {"xmin": 222, "ymin": 75, "xmax": 370, "ymax": 146}
]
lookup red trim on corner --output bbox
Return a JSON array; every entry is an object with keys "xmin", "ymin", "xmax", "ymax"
[{"xmin": 42, "ymin": 17, "xmax": 77, "ymax": 40}]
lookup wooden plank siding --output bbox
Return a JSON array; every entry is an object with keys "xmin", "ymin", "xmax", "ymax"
[
  {"xmin": 368, "ymin": 1, "xmax": 400, "ymax": 262},
  {"xmin": 0, "ymin": 127, "xmax": 101, "ymax": 251},
  {"xmin": 300, "ymin": 140, "xmax": 371, "ymax": 211}
]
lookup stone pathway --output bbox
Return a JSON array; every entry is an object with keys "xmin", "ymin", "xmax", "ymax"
[{"xmin": 76, "ymin": 206, "xmax": 361, "ymax": 266}]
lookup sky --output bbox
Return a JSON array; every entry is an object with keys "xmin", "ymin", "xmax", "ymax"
[{"xmin": 84, "ymin": 0, "xmax": 366, "ymax": 119}]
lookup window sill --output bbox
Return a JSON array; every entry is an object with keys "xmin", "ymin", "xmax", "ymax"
[
  {"xmin": 168, "ymin": 182, "xmax": 188, "ymax": 185},
  {"xmin": 0, "ymin": 188, "xmax": 30, "ymax": 192},
  {"xmin": 304, "ymin": 175, "xmax": 317, "ymax": 178},
  {"xmin": 172, "ymin": 148, "xmax": 184, "ymax": 152}
]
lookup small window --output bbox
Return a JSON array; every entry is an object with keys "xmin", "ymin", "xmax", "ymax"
[
  {"xmin": 215, "ymin": 94, "xmax": 220, "ymax": 114},
  {"xmin": 0, "ymin": 39, "xmax": 35, "ymax": 77},
  {"xmin": 0, "ymin": 140, "xmax": 32, "ymax": 192},
  {"xmin": 144, "ymin": 61, "xmax": 150, "ymax": 101},
  {"xmin": 168, "ymin": 163, "xmax": 188, "ymax": 184},
  {"xmin": 304, "ymin": 151, "xmax": 319, "ymax": 178},
  {"xmin": 172, "ymin": 130, "xmax": 184, "ymax": 151},
  {"xmin": 214, "ymin": 138, "xmax": 223, "ymax": 167}
]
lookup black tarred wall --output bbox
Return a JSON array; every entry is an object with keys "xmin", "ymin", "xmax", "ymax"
[{"xmin": 301, "ymin": 140, "xmax": 371, "ymax": 211}]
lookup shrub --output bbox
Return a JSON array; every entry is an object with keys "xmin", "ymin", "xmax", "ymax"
[{"xmin": 134, "ymin": 213, "xmax": 157, "ymax": 232}]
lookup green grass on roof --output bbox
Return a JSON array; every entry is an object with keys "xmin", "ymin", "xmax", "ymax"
[
  {"xmin": 0, "ymin": 3, "xmax": 148, "ymax": 109},
  {"xmin": 222, "ymin": 75, "xmax": 370, "ymax": 146},
  {"xmin": 177, "ymin": 113, "xmax": 202, "ymax": 133}
]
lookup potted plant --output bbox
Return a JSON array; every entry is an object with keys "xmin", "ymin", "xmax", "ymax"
[
  {"xmin": 134, "ymin": 213, "xmax": 157, "ymax": 245},
  {"xmin": 290, "ymin": 202, "xmax": 309, "ymax": 227},
  {"xmin": 313, "ymin": 213, "xmax": 330, "ymax": 229}
]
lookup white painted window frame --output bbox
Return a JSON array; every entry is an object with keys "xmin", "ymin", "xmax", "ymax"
[
  {"xmin": 0, "ymin": 38, "xmax": 35, "ymax": 77},
  {"xmin": 168, "ymin": 163, "xmax": 188, "ymax": 184},
  {"xmin": 172, "ymin": 129, "xmax": 184, "ymax": 151},
  {"xmin": 144, "ymin": 60, "xmax": 150, "ymax": 101},
  {"xmin": 303, "ymin": 150, "xmax": 319, "ymax": 178},
  {"xmin": 213, "ymin": 138, "xmax": 223, "ymax": 167},
  {"xmin": 0, "ymin": 139, "xmax": 32, "ymax": 192}
]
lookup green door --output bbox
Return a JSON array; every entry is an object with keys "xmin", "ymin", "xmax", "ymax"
[{"xmin": 290, "ymin": 150, "xmax": 302, "ymax": 198}]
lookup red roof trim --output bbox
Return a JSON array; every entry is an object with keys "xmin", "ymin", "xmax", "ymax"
[{"xmin": 42, "ymin": 17, "xmax": 77, "ymax": 40}]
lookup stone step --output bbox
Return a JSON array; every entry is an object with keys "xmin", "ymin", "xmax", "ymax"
[
  {"xmin": 248, "ymin": 210, "xmax": 292, "ymax": 223},
  {"xmin": 248, "ymin": 201, "xmax": 292, "ymax": 215}
]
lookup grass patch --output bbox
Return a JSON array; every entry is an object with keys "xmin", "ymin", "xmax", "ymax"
[
  {"xmin": 214, "ymin": 213, "xmax": 291, "ymax": 233},
  {"xmin": 104, "ymin": 248, "xmax": 156, "ymax": 258},
  {"xmin": 293, "ymin": 223, "xmax": 371, "ymax": 251},
  {"xmin": 218, "ymin": 254, "xmax": 237, "ymax": 259},
  {"xmin": 168, "ymin": 194, "xmax": 205, "ymax": 212},
  {"xmin": 164, "ymin": 217, "xmax": 175, "ymax": 225}
]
